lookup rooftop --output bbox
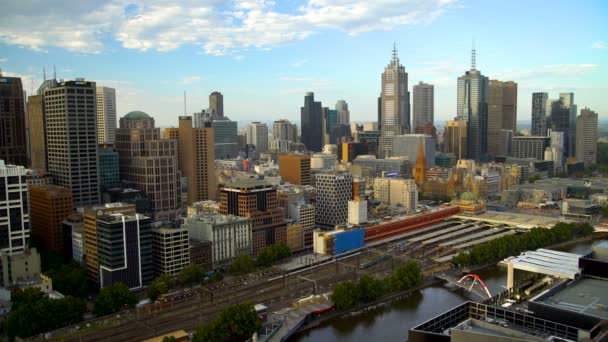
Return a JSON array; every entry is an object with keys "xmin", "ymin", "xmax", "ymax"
[
  {"xmin": 123, "ymin": 110, "xmax": 152, "ymax": 120},
  {"xmin": 453, "ymin": 210, "xmax": 569, "ymax": 229},
  {"xmin": 537, "ymin": 278, "xmax": 608, "ymax": 320}
]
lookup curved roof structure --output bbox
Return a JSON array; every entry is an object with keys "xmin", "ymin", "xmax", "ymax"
[{"xmin": 123, "ymin": 111, "xmax": 151, "ymax": 119}]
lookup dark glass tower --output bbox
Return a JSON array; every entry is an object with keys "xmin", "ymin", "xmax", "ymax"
[{"xmin": 300, "ymin": 92, "xmax": 323, "ymax": 152}]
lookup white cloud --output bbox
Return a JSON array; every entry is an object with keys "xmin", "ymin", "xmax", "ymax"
[
  {"xmin": 0, "ymin": 0, "xmax": 458, "ymax": 55},
  {"xmin": 489, "ymin": 64, "xmax": 600, "ymax": 81},
  {"xmin": 592, "ymin": 40, "xmax": 607, "ymax": 49},
  {"xmin": 178, "ymin": 76, "xmax": 203, "ymax": 85},
  {"xmin": 0, "ymin": 58, "xmax": 7, "ymax": 63}
]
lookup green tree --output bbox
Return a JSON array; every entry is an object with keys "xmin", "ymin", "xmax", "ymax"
[
  {"xmin": 148, "ymin": 274, "xmax": 175, "ymax": 301},
  {"xmin": 229, "ymin": 255, "xmax": 255, "ymax": 275},
  {"xmin": 332, "ymin": 281, "xmax": 360, "ymax": 310},
  {"xmin": 162, "ymin": 336, "xmax": 178, "ymax": 342},
  {"xmin": 602, "ymin": 204, "xmax": 608, "ymax": 217},
  {"xmin": 93, "ymin": 282, "xmax": 137, "ymax": 316},
  {"xmin": 452, "ymin": 252, "xmax": 471, "ymax": 266},
  {"xmin": 10, "ymin": 288, "xmax": 45, "ymax": 311},
  {"xmin": 192, "ymin": 303, "xmax": 260, "ymax": 342},
  {"xmin": 390, "ymin": 262, "xmax": 423, "ymax": 291},
  {"xmin": 357, "ymin": 275, "xmax": 384, "ymax": 302},
  {"xmin": 177, "ymin": 263, "xmax": 205, "ymax": 286},
  {"xmin": 45, "ymin": 262, "xmax": 89, "ymax": 298}
]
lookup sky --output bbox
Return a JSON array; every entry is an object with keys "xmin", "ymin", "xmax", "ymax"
[{"xmin": 1, "ymin": 0, "xmax": 607, "ymax": 128}]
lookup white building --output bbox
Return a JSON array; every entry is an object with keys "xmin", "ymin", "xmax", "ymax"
[
  {"xmin": 373, "ymin": 178, "xmax": 418, "ymax": 212},
  {"xmin": 311, "ymin": 153, "xmax": 337, "ymax": 169},
  {"xmin": 96, "ymin": 86, "xmax": 117, "ymax": 144},
  {"xmin": 348, "ymin": 200, "xmax": 367, "ymax": 225},
  {"xmin": 246, "ymin": 122, "xmax": 269, "ymax": 153},
  {"xmin": 0, "ymin": 160, "xmax": 30, "ymax": 255},
  {"xmin": 152, "ymin": 227, "xmax": 190, "ymax": 277},
  {"xmin": 71, "ymin": 226, "xmax": 85, "ymax": 266}
]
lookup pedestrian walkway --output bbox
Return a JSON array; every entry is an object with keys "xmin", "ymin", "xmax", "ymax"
[{"xmin": 267, "ymin": 299, "xmax": 334, "ymax": 342}]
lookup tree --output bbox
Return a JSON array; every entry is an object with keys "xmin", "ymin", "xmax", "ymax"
[
  {"xmin": 256, "ymin": 243, "xmax": 292, "ymax": 267},
  {"xmin": 45, "ymin": 262, "xmax": 89, "ymax": 298},
  {"xmin": 357, "ymin": 275, "xmax": 383, "ymax": 302},
  {"xmin": 332, "ymin": 281, "xmax": 359, "ymax": 310},
  {"xmin": 192, "ymin": 303, "xmax": 260, "ymax": 342},
  {"xmin": 177, "ymin": 263, "xmax": 205, "ymax": 286},
  {"xmin": 162, "ymin": 336, "xmax": 178, "ymax": 342},
  {"xmin": 10, "ymin": 288, "xmax": 45, "ymax": 311},
  {"xmin": 452, "ymin": 252, "xmax": 471, "ymax": 266},
  {"xmin": 528, "ymin": 175, "xmax": 541, "ymax": 184},
  {"xmin": 602, "ymin": 204, "xmax": 608, "ymax": 218},
  {"xmin": 94, "ymin": 283, "xmax": 137, "ymax": 316},
  {"xmin": 390, "ymin": 262, "xmax": 423, "ymax": 291},
  {"xmin": 229, "ymin": 255, "xmax": 255, "ymax": 275},
  {"xmin": 148, "ymin": 274, "xmax": 175, "ymax": 301}
]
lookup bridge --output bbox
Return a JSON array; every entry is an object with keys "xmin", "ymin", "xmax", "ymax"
[{"xmin": 435, "ymin": 271, "xmax": 491, "ymax": 300}]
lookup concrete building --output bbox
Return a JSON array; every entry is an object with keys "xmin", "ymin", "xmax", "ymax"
[
  {"xmin": 178, "ymin": 116, "xmax": 217, "ymax": 204},
  {"xmin": 335, "ymin": 100, "xmax": 350, "ymax": 124},
  {"xmin": 373, "ymin": 178, "xmax": 418, "ymax": 212},
  {"xmin": 83, "ymin": 203, "xmax": 137, "ymax": 285},
  {"xmin": 487, "ymin": 80, "xmax": 517, "ymax": 156},
  {"xmin": 576, "ymin": 108, "xmax": 598, "ymax": 167},
  {"xmin": 379, "ymin": 46, "xmax": 410, "ymax": 158},
  {"xmin": 498, "ymin": 129, "xmax": 513, "ymax": 157},
  {"xmin": 71, "ymin": 224, "xmax": 85, "ymax": 266},
  {"xmin": 27, "ymin": 94, "xmax": 46, "ymax": 171},
  {"xmin": 391, "ymin": 134, "xmax": 435, "ymax": 168},
  {"xmin": 278, "ymin": 154, "xmax": 311, "ymax": 186},
  {"xmin": 189, "ymin": 240, "xmax": 212, "ymax": 271},
  {"xmin": 315, "ymin": 171, "xmax": 353, "ymax": 229},
  {"xmin": 0, "ymin": 248, "xmax": 41, "ymax": 288},
  {"xmin": 0, "ymin": 73, "xmax": 27, "ymax": 167},
  {"xmin": 311, "ymin": 153, "xmax": 337, "ymax": 170},
  {"xmin": 183, "ymin": 213, "xmax": 251, "ymax": 270},
  {"xmin": 96, "ymin": 86, "xmax": 116, "ymax": 144},
  {"xmin": 511, "ymin": 136, "xmax": 550, "ymax": 160},
  {"xmin": 352, "ymin": 156, "xmax": 413, "ymax": 179},
  {"xmin": 115, "ymin": 111, "xmax": 181, "ymax": 221},
  {"xmin": 443, "ymin": 120, "xmax": 468, "ymax": 160},
  {"xmin": 29, "ymin": 185, "xmax": 72, "ymax": 253},
  {"xmin": 98, "ymin": 144, "xmax": 119, "ymax": 188},
  {"xmin": 246, "ymin": 122, "xmax": 269, "ymax": 153},
  {"xmin": 97, "ymin": 212, "xmax": 152, "ymax": 289},
  {"xmin": 348, "ymin": 200, "xmax": 367, "ymax": 225},
  {"xmin": 549, "ymin": 93, "xmax": 577, "ymax": 158},
  {"xmin": 209, "ymin": 91, "xmax": 223, "ymax": 117},
  {"xmin": 151, "ymin": 227, "xmax": 190, "ymax": 277},
  {"xmin": 191, "ymin": 110, "xmax": 238, "ymax": 159},
  {"xmin": 288, "ymin": 202, "xmax": 315, "ymax": 248},
  {"xmin": 272, "ymin": 119, "xmax": 297, "ymax": 142},
  {"xmin": 531, "ymin": 92, "xmax": 549, "ymax": 136},
  {"xmin": 44, "ymin": 79, "xmax": 100, "ymax": 208},
  {"xmin": 457, "ymin": 48, "xmax": 489, "ymax": 161},
  {"xmin": 413, "ymin": 81, "xmax": 434, "ymax": 131},
  {"xmin": 301, "ymin": 92, "xmax": 324, "ymax": 152},
  {"xmin": 219, "ymin": 178, "xmax": 286, "ymax": 255},
  {"xmin": 0, "ymin": 161, "xmax": 30, "ymax": 255}
]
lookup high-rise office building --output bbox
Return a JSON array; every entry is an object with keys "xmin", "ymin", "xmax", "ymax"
[
  {"xmin": 44, "ymin": 79, "xmax": 100, "ymax": 208},
  {"xmin": 219, "ymin": 178, "xmax": 286, "ymax": 255},
  {"xmin": 209, "ymin": 91, "xmax": 224, "ymax": 117},
  {"xmin": 115, "ymin": 111, "xmax": 181, "ymax": 221},
  {"xmin": 98, "ymin": 145, "xmax": 119, "ymax": 188},
  {"xmin": 336, "ymin": 100, "xmax": 350, "ymax": 124},
  {"xmin": 246, "ymin": 121, "xmax": 269, "ymax": 153},
  {"xmin": 499, "ymin": 129, "xmax": 513, "ymax": 157},
  {"xmin": 27, "ymin": 95, "xmax": 46, "ymax": 171},
  {"xmin": 0, "ymin": 73, "xmax": 27, "ymax": 167},
  {"xmin": 278, "ymin": 154, "xmax": 311, "ymax": 186},
  {"xmin": 30, "ymin": 185, "xmax": 72, "ymax": 253},
  {"xmin": 272, "ymin": 119, "xmax": 297, "ymax": 142},
  {"xmin": 487, "ymin": 80, "xmax": 517, "ymax": 156},
  {"xmin": 443, "ymin": 120, "xmax": 468, "ymax": 160},
  {"xmin": 0, "ymin": 160, "xmax": 30, "ymax": 255},
  {"xmin": 315, "ymin": 171, "xmax": 353, "ymax": 229},
  {"xmin": 379, "ymin": 46, "xmax": 410, "ymax": 157},
  {"xmin": 322, "ymin": 108, "xmax": 340, "ymax": 145},
  {"xmin": 301, "ymin": 92, "xmax": 323, "ymax": 152},
  {"xmin": 531, "ymin": 92, "xmax": 549, "ymax": 136},
  {"xmin": 549, "ymin": 93, "xmax": 577, "ymax": 158},
  {"xmin": 192, "ymin": 110, "xmax": 238, "ymax": 159},
  {"xmin": 96, "ymin": 86, "xmax": 116, "ymax": 144},
  {"xmin": 457, "ymin": 48, "xmax": 489, "ymax": 161},
  {"xmin": 151, "ymin": 227, "xmax": 190, "ymax": 277},
  {"xmin": 511, "ymin": 136, "xmax": 550, "ymax": 160},
  {"xmin": 391, "ymin": 134, "xmax": 435, "ymax": 169},
  {"xmin": 413, "ymin": 81, "xmax": 434, "ymax": 131},
  {"xmin": 178, "ymin": 116, "xmax": 216, "ymax": 204},
  {"xmin": 576, "ymin": 108, "xmax": 598, "ymax": 167},
  {"xmin": 97, "ymin": 211, "xmax": 152, "ymax": 289}
]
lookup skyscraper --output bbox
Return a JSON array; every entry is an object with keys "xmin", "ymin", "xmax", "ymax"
[
  {"xmin": 379, "ymin": 46, "xmax": 410, "ymax": 157},
  {"xmin": 27, "ymin": 94, "xmax": 46, "ymax": 171},
  {"xmin": 178, "ymin": 116, "xmax": 217, "ymax": 204},
  {"xmin": 549, "ymin": 93, "xmax": 577, "ymax": 158},
  {"xmin": 209, "ymin": 91, "xmax": 224, "ymax": 117},
  {"xmin": 0, "ymin": 160, "xmax": 30, "ymax": 255},
  {"xmin": 301, "ymin": 92, "xmax": 323, "ymax": 152},
  {"xmin": 115, "ymin": 111, "xmax": 181, "ymax": 221},
  {"xmin": 335, "ymin": 100, "xmax": 350, "ymax": 124},
  {"xmin": 246, "ymin": 121, "xmax": 269, "ymax": 153},
  {"xmin": 30, "ymin": 185, "xmax": 72, "ymax": 253},
  {"xmin": 193, "ymin": 110, "xmax": 238, "ymax": 159},
  {"xmin": 487, "ymin": 80, "xmax": 517, "ymax": 156},
  {"xmin": 315, "ymin": 171, "xmax": 353, "ymax": 229},
  {"xmin": 531, "ymin": 92, "xmax": 549, "ymax": 136},
  {"xmin": 444, "ymin": 120, "xmax": 467, "ymax": 160},
  {"xmin": 457, "ymin": 47, "xmax": 489, "ymax": 161},
  {"xmin": 96, "ymin": 86, "xmax": 117, "ymax": 144},
  {"xmin": 44, "ymin": 79, "xmax": 100, "ymax": 208},
  {"xmin": 576, "ymin": 108, "xmax": 598, "ymax": 167},
  {"xmin": 0, "ymin": 72, "xmax": 27, "ymax": 166},
  {"xmin": 413, "ymin": 81, "xmax": 434, "ymax": 131}
]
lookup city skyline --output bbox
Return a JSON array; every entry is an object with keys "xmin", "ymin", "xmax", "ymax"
[{"xmin": 0, "ymin": 0, "xmax": 606, "ymax": 128}]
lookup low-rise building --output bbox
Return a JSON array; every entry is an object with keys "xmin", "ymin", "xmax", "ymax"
[{"xmin": 152, "ymin": 227, "xmax": 190, "ymax": 277}]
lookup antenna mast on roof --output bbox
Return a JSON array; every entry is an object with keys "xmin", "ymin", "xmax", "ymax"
[
  {"xmin": 53, "ymin": 64, "xmax": 57, "ymax": 80},
  {"xmin": 471, "ymin": 39, "xmax": 476, "ymax": 70},
  {"xmin": 43, "ymin": 66, "xmax": 46, "ymax": 81},
  {"xmin": 183, "ymin": 91, "xmax": 187, "ymax": 116}
]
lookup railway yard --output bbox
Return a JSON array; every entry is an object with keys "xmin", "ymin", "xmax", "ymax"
[{"xmin": 47, "ymin": 214, "xmax": 531, "ymax": 342}]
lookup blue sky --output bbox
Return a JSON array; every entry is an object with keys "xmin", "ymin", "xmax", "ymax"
[{"xmin": 1, "ymin": 0, "xmax": 606, "ymax": 128}]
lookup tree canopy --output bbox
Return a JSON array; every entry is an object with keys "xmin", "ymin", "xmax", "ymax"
[
  {"xmin": 148, "ymin": 274, "xmax": 175, "ymax": 301},
  {"xmin": 192, "ymin": 303, "xmax": 261, "ymax": 342},
  {"xmin": 93, "ymin": 282, "xmax": 137, "ymax": 316},
  {"xmin": 177, "ymin": 263, "xmax": 206, "ymax": 286},
  {"xmin": 256, "ymin": 243, "xmax": 291, "ymax": 267},
  {"xmin": 45, "ymin": 262, "xmax": 89, "ymax": 298},
  {"xmin": 229, "ymin": 255, "xmax": 256, "ymax": 276}
]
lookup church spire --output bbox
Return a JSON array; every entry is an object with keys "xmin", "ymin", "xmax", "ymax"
[{"xmin": 415, "ymin": 137, "xmax": 427, "ymax": 187}]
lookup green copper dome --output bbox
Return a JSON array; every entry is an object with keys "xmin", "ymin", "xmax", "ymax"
[
  {"xmin": 460, "ymin": 192, "xmax": 476, "ymax": 201},
  {"xmin": 123, "ymin": 111, "xmax": 151, "ymax": 119}
]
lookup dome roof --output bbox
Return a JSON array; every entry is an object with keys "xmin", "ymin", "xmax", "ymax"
[
  {"xmin": 460, "ymin": 192, "xmax": 476, "ymax": 201},
  {"xmin": 123, "ymin": 111, "xmax": 151, "ymax": 119}
]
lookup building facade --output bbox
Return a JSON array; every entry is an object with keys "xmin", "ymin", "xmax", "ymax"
[
  {"xmin": 27, "ymin": 94, "xmax": 46, "ymax": 171},
  {"xmin": 209, "ymin": 91, "xmax": 223, "ymax": 117},
  {"xmin": 576, "ymin": 108, "xmax": 598, "ymax": 167},
  {"xmin": 151, "ymin": 227, "xmax": 190, "ymax": 277},
  {"xmin": 0, "ymin": 160, "xmax": 30, "ymax": 255},
  {"xmin": 301, "ymin": 92, "xmax": 323, "ymax": 152},
  {"xmin": 30, "ymin": 185, "xmax": 72, "ymax": 253},
  {"xmin": 487, "ymin": 80, "xmax": 517, "ymax": 156},
  {"xmin": 96, "ymin": 86, "xmax": 116, "ymax": 144},
  {"xmin": 0, "ymin": 73, "xmax": 27, "ymax": 167},
  {"xmin": 391, "ymin": 134, "xmax": 435, "ymax": 169},
  {"xmin": 44, "ymin": 79, "xmax": 100, "ymax": 208},
  {"xmin": 413, "ymin": 81, "xmax": 434, "ymax": 131},
  {"xmin": 373, "ymin": 178, "xmax": 418, "ymax": 212},
  {"xmin": 246, "ymin": 121, "xmax": 269, "ymax": 153},
  {"xmin": 315, "ymin": 171, "xmax": 353, "ymax": 229},
  {"xmin": 444, "ymin": 120, "xmax": 468, "ymax": 160},
  {"xmin": 98, "ymin": 145, "xmax": 119, "ymax": 188},
  {"xmin": 531, "ymin": 92, "xmax": 549, "ymax": 136},
  {"xmin": 335, "ymin": 100, "xmax": 350, "ymax": 125},
  {"xmin": 278, "ymin": 154, "xmax": 311, "ymax": 186},
  {"xmin": 549, "ymin": 93, "xmax": 577, "ymax": 158}
]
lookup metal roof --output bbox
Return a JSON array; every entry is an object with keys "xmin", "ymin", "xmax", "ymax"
[{"xmin": 508, "ymin": 249, "xmax": 582, "ymax": 279}]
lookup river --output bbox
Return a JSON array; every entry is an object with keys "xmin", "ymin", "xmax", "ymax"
[{"xmin": 291, "ymin": 239, "xmax": 595, "ymax": 342}]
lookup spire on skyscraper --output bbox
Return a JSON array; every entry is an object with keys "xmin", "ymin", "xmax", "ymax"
[
  {"xmin": 471, "ymin": 39, "xmax": 476, "ymax": 70},
  {"xmin": 392, "ymin": 43, "xmax": 399, "ymax": 65}
]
